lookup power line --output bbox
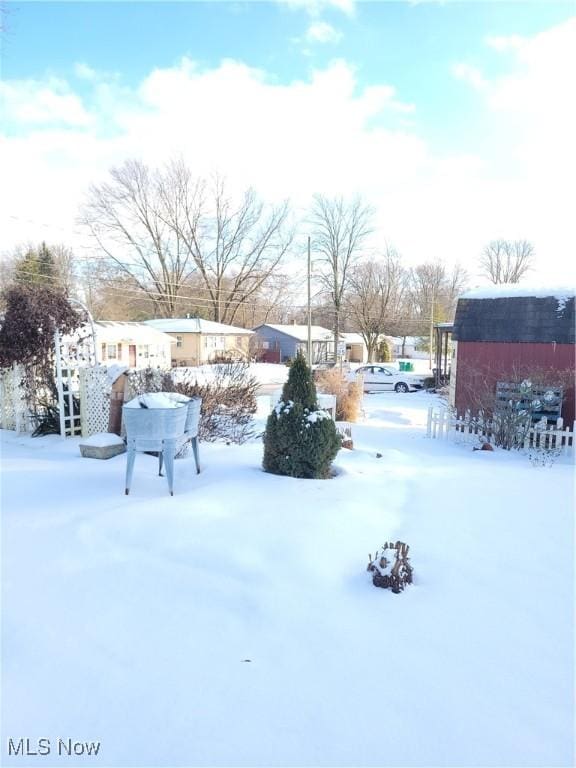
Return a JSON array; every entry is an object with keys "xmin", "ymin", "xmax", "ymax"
[{"xmin": 9, "ymin": 268, "xmax": 436, "ymax": 326}]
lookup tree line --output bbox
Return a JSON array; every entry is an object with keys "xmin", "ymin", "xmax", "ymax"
[{"xmin": 1, "ymin": 157, "xmax": 535, "ymax": 360}]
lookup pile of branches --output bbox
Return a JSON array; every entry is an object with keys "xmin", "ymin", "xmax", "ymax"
[{"xmin": 367, "ymin": 541, "xmax": 413, "ymax": 593}]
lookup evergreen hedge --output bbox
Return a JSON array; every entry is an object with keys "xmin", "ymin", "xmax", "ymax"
[{"xmin": 263, "ymin": 353, "xmax": 341, "ymax": 479}]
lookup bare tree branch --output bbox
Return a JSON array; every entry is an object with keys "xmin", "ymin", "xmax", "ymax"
[
  {"xmin": 346, "ymin": 247, "xmax": 407, "ymax": 361},
  {"xmin": 309, "ymin": 195, "xmax": 374, "ymax": 360},
  {"xmin": 80, "ymin": 160, "xmax": 293, "ymax": 322},
  {"xmin": 479, "ymin": 239, "xmax": 534, "ymax": 284}
]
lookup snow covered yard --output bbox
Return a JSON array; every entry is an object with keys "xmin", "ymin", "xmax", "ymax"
[{"xmin": 1, "ymin": 391, "xmax": 574, "ymax": 767}]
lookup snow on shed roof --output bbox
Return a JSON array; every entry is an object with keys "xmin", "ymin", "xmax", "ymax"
[
  {"xmin": 144, "ymin": 318, "xmax": 253, "ymax": 335},
  {"xmin": 255, "ymin": 324, "xmax": 334, "ymax": 342},
  {"xmin": 461, "ymin": 284, "xmax": 575, "ymax": 300}
]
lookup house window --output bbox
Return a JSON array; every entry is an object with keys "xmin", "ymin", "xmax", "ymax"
[
  {"xmin": 176, "ymin": 336, "xmax": 183, "ymax": 348},
  {"xmin": 205, "ymin": 335, "xmax": 225, "ymax": 350},
  {"xmin": 236, "ymin": 336, "xmax": 243, "ymax": 347},
  {"xmin": 106, "ymin": 344, "xmax": 117, "ymax": 360}
]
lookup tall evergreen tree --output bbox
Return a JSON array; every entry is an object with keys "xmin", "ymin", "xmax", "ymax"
[
  {"xmin": 37, "ymin": 242, "xmax": 57, "ymax": 282},
  {"xmin": 14, "ymin": 243, "xmax": 57, "ymax": 288}
]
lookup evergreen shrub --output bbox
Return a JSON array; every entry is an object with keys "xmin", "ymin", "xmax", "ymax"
[{"xmin": 263, "ymin": 353, "xmax": 341, "ymax": 478}]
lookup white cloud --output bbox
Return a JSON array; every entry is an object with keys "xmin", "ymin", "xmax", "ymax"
[
  {"xmin": 453, "ymin": 18, "xmax": 576, "ymax": 177},
  {"xmin": 278, "ymin": 0, "xmax": 355, "ymax": 18},
  {"xmin": 305, "ymin": 21, "xmax": 342, "ymax": 44},
  {"xmin": 484, "ymin": 34, "xmax": 523, "ymax": 52},
  {"xmin": 450, "ymin": 16, "xmax": 576, "ymax": 281},
  {"xmin": 74, "ymin": 62, "xmax": 98, "ymax": 81},
  {"xmin": 0, "ymin": 77, "xmax": 92, "ymax": 127},
  {"xmin": 451, "ymin": 62, "xmax": 487, "ymax": 91},
  {"xmin": 1, "ymin": 21, "xmax": 575, "ymax": 287}
]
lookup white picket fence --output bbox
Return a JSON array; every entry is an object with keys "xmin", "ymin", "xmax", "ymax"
[{"xmin": 426, "ymin": 407, "xmax": 575, "ymax": 455}]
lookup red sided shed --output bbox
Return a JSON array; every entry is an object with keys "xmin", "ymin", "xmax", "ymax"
[{"xmin": 451, "ymin": 287, "xmax": 575, "ymax": 424}]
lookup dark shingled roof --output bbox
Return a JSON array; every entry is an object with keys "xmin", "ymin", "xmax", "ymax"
[{"xmin": 452, "ymin": 295, "xmax": 575, "ymax": 344}]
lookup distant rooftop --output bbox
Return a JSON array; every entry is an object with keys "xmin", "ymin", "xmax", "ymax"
[
  {"xmin": 96, "ymin": 321, "xmax": 175, "ymax": 344},
  {"xmin": 255, "ymin": 324, "xmax": 333, "ymax": 342},
  {"xmin": 145, "ymin": 318, "xmax": 253, "ymax": 335}
]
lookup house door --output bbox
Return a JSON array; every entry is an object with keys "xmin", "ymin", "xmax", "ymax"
[{"xmin": 129, "ymin": 345, "xmax": 137, "ymax": 367}]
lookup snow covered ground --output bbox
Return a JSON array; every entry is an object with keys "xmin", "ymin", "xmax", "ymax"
[{"xmin": 1, "ymin": 390, "xmax": 574, "ymax": 767}]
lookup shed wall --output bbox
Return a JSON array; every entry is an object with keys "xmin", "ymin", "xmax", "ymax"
[{"xmin": 454, "ymin": 341, "xmax": 575, "ymax": 424}]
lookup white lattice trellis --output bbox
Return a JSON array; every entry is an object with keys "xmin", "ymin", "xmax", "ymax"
[
  {"xmin": 54, "ymin": 328, "xmax": 97, "ymax": 437},
  {"xmin": 0, "ymin": 364, "xmax": 30, "ymax": 433},
  {"xmin": 79, "ymin": 366, "xmax": 113, "ymax": 437}
]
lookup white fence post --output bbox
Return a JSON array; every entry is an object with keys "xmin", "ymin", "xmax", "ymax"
[
  {"xmin": 12, "ymin": 364, "xmax": 21, "ymax": 434},
  {"xmin": 54, "ymin": 330, "xmax": 67, "ymax": 439}
]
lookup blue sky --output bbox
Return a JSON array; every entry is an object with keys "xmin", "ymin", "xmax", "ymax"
[
  {"xmin": 4, "ymin": 1, "xmax": 572, "ymax": 148},
  {"xmin": 1, "ymin": 1, "xmax": 575, "ymax": 283}
]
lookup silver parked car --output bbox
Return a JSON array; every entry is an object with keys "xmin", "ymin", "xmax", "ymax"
[{"xmin": 349, "ymin": 365, "xmax": 427, "ymax": 393}]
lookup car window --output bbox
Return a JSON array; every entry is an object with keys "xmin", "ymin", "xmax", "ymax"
[{"xmin": 376, "ymin": 367, "xmax": 392, "ymax": 375}]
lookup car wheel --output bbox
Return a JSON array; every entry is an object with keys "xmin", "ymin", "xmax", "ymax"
[{"xmin": 395, "ymin": 382, "xmax": 409, "ymax": 393}]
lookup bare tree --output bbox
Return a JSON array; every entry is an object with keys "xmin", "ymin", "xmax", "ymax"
[
  {"xmin": 479, "ymin": 239, "xmax": 534, "ymax": 284},
  {"xmin": 346, "ymin": 247, "xmax": 407, "ymax": 361},
  {"xmin": 81, "ymin": 261, "xmax": 155, "ymax": 320},
  {"xmin": 179, "ymin": 173, "xmax": 293, "ymax": 324},
  {"xmin": 396, "ymin": 261, "xmax": 468, "ymax": 353},
  {"xmin": 81, "ymin": 159, "xmax": 195, "ymax": 318},
  {"xmin": 410, "ymin": 261, "xmax": 467, "ymax": 324},
  {"xmin": 309, "ymin": 194, "xmax": 374, "ymax": 360},
  {"xmin": 81, "ymin": 159, "xmax": 293, "ymax": 322},
  {"xmin": 232, "ymin": 272, "xmax": 299, "ymax": 328}
]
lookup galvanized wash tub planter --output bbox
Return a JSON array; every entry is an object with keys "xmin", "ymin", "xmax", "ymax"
[
  {"xmin": 123, "ymin": 402, "xmax": 187, "ymax": 496},
  {"xmin": 181, "ymin": 396, "xmax": 202, "ymax": 474},
  {"xmin": 154, "ymin": 393, "xmax": 202, "ymax": 474}
]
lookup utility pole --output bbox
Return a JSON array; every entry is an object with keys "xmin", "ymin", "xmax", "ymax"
[
  {"xmin": 307, "ymin": 236, "xmax": 312, "ymax": 368},
  {"xmin": 429, "ymin": 288, "xmax": 434, "ymax": 372}
]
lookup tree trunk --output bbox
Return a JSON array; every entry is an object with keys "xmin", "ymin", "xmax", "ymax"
[{"xmin": 333, "ymin": 306, "xmax": 340, "ymax": 362}]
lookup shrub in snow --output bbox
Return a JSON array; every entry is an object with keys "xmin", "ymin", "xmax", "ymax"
[
  {"xmin": 457, "ymin": 367, "xmax": 572, "ymax": 451},
  {"xmin": 367, "ymin": 541, "xmax": 413, "ymax": 594},
  {"xmin": 0, "ymin": 283, "xmax": 86, "ymax": 436},
  {"xmin": 528, "ymin": 445, "xmax": 563, "ymax": 468},
  {"xmin": 315, "ymin": 368, "xmax": 363, "ymax": 422},
  {"xmin": 126, "ymin": 363, "xmax": 258, "ymax": 444},
  {"xmin": 175, "ymin": 361, "xmax": 258, "ymax": 444},
  {"xmin": 263, "ymin": 352, "xmax": 341, "ymax": 479}
]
